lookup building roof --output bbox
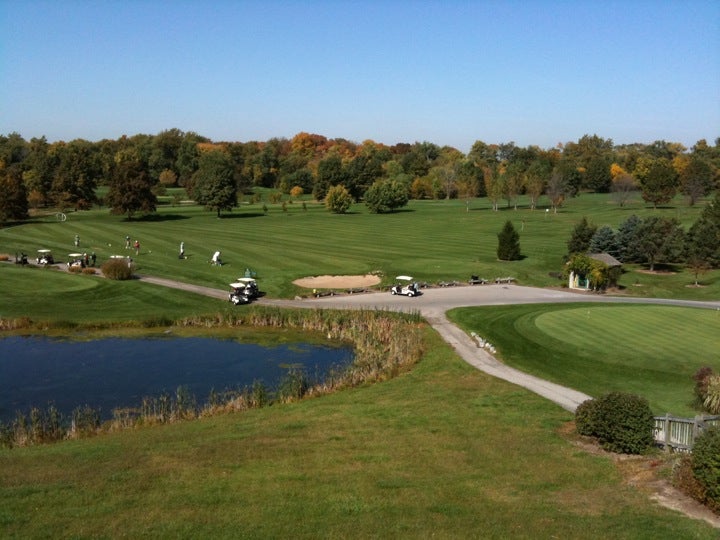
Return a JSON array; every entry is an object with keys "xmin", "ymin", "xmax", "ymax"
[{"xmin": 589, "ymin": 252, "xmax": 622, "ymax": 267}]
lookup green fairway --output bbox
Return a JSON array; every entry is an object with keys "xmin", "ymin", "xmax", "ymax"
[
  {"xmin": 1, "ymin": 193, "xmax": 717, "ymax": 300},
  {"xmin": 1, "ymin": 328, "xmax": 716, "ymax": 539},
  {"xmin": 448, "ymin": 303, "xmax": 720, "ymax": 416},
  {"xmin": 0, "ymin": 263, "xmax": 224, "ymax": 324}
]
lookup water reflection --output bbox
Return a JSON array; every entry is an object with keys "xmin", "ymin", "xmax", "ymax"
[{"xmin": 0, "ymin": 336, "xmax": 353, "ymax": 422}]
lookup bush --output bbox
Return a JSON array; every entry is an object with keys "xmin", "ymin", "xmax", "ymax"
[
  {"xmin": 576, "ymin": 392, "xmax": 655, "ymax": 454},
  {"xmin": 693, "ymin": 366, "xmax": 714, "ymax": 406},
  {"xmin": 593, "ymin": 392, "xmax": 655, "ymax": 454},
  {"xmin": 101, "ymin": 258, "xmax": 133, "ymax": 280},
  {"xmin": 703, "ymin": 375, "xmax": 720, "ymax": 414},
  {"xmin": 692, "ymin": 426, "xmax": 720, "ymax": 511},
  {"xmin": 574, "ymin": 398, "xmax": 599, "ymax": 436},
  {"xmin": 673, "ymin": 455, "xmax": 707, "ymax": 503},
  {"xmin": 82, "ymin": 267, "xmax": 96, "ymax": 275}
]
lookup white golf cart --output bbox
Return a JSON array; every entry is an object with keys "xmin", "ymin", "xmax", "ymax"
[
  {"xmin": 36, "ymin": 249, "xmax": 55, "ymax": 265},
  {"xmin": 229, "ymin": 282, "xmax": 250, "ymax": 305},
  {"xmin": 390, "ymin": 275, "xmax": 420, "ymax": 297},
  {"xmin": 68, "ymin": 253, "xmax": 85, "ymax": 268},
  {"xmin": 236, "ymin": 277, "xmax": 259, "ymax": 299}
]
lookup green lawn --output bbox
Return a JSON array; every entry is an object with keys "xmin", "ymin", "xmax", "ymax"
[
  {"xmin": 0, "ymin": 263, "xmax": 224, "ymax": 324},
  {"xmin": 1, "ymin": 192, "xmax": 717, "ymax": 300},
  {"xmin": 1, "ymin": 328, "xmax": 716, "ymax": 539},
  {"xmin": 448, "ymin": 303, "xmax": 720, "ymax": 416}
]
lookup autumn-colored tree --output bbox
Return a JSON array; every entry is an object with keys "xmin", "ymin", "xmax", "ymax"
[
  {"xmin": 158, "ymin": 168, "xmax": 177, "ymax": 187},
  {"xmin": 290, "ymin": 186, "xmax": 304, "ymax": 198},
  {"xmin": 325, "ymin": 184, "xmax": 353, "ymax": 214}
]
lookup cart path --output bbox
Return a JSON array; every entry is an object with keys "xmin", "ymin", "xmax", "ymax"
[{"xmin": 137, "ymin": 275, "xmax": 720, "ymax": 413}]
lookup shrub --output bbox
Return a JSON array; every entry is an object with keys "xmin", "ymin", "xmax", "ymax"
[
  {"xmin": 325, "ymin": 185, "xmax": 353, "ymax": 214},
  {"xmin": 703, "ymin": 375, "xmax": 720, "ymax": 414},
  {"xmin": 691, "ymin": 426, "xmax": 720, "ymax": 511},
  {"xmin": 82, "ymin": 267, "xmax": 96, "ymax": 275},
  {"xmin": 693, "ymin": 366, "xmax": 714, "ymax": 406},
  {"xmin": 0, "ymin": 253, "xmax": 10, "ymax": 261},
  {"xmin": 68, "ymin": 265, "xmax": 83, "ymax": 273},
  {"xmin": 574, "ymin": 398, "xmax": 599, "ymax": 436},
  {"xmin": 592, "ymin": 392, "xmax": 655, "ymax": 454},
  {"xmin": 673, "ymin": 455, "xmax": 707, "ymax": 503},
  {"xmin": 101, "ymin": 258, "xmax": 133, "ymax": 280}
]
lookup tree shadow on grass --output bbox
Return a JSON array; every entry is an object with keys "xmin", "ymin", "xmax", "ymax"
[{"xmin": 130, "ymin": 214, "xmax": 190, "ymax": 222}]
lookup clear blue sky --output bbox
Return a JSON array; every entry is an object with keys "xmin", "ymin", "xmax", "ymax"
[{"xmin": 1, "ymin": 0, "xmax": 718, "ymax": 153}]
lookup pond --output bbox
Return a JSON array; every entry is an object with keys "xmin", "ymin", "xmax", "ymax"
[{"xmin": 0, "ymin": 335, "xmax": 354, "ymax": 423}]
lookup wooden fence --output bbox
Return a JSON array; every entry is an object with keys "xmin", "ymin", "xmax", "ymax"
[{"xmin": 653, "ymin": 414, "xmax": 720, "ymax": 452}]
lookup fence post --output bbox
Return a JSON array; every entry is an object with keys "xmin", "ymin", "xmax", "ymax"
[{"xmin": 663, "ymin": 413, "xmax": 671, "ymax": 451}]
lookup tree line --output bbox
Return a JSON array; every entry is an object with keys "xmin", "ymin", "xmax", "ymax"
[{"xmin": 1, "ymin": 129, "xmax": 719, "ymax": 221}]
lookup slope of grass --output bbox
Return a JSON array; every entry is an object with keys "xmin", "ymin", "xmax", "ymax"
[
  {"xmin": 448, "ymin": 303, "xmax": 720, "ymax": 416},
  {"xmin": 1, "ymin": 193, "xmax": 717, "ymax": 299},
  {"xmin": 1, "ymin": 328, "xmax": 716, "ymax": 538},
  {"xmin": 0, "ymin": 263, "xmax": 224, "ymax": 324}
]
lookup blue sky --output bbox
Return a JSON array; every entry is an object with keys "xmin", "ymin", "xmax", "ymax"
[{"xmin": 1, "ymin": 0, "xmax": 718, "ymax": 153}]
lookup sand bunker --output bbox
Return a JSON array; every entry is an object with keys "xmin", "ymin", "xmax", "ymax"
[{"xmin": 293, "ymin": 274, "xmax": 381, "ymax": 289}]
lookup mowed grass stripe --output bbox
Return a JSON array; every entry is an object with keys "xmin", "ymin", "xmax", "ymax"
[{"xmin": 449, "ymin": 303, "xmax": 720, "ymax": 415}]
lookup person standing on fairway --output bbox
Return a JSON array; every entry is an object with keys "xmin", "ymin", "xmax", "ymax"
[
  {"xmin": 179, "ymin": 241, "xmax": 185, "ymax": 259},
  {"xmin": 74, "ymin": 234, "xmax": 80, "ymax": 247}
]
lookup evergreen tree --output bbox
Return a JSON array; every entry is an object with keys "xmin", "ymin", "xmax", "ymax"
[
  {"xmin": 566, "ymin": 216, "xmax": 597, "ymax": 255},
  {"xmin": 633, "ymin": 216, "xmax": 685, "ymax": 271},
  {"xmin": 589, "ymin": 225, "xmax": 619, "ymax": 257},
  {"xmin": 616, "ymin": 214, "xmax": 643, "ymax": 262},
  {"xmin": 497, "ymin": 220, "xmax": 521, "ymax": 261}
]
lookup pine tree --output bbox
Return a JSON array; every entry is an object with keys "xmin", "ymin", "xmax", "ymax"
[{"xmin": 496, "ymin": 220, "xmax": 521, "ymax": 261}]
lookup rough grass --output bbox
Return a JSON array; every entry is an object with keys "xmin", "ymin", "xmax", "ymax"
[
  {"xmin": 1, "ymin": 328, "xmax": 716, "ymax": 538},
  {"xmin": 448, "ymin": 303, "xmax": 720, "ymax": 416}
]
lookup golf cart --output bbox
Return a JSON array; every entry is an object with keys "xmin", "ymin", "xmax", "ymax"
[
  {"xmin": 236, "ymin": 277, "xmax": 259, "ymax": 299},
  {"xmin": 36, "ymin": 249, "xmax": 55, "ymax": 265},
  {"xmin": 390, "ymin": 275, "xmax": 420, "ymax": 297},
  {"xmin": 68, "ymin": 253, "xmax": 85, "ymax": 268},
  {"xmin": 228, "ymin": 282, "xmax": 250, "ymax": 305}
]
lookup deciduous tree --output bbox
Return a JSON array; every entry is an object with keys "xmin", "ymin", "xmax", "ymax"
[
  {"xmin": 106, "ymin": 160, "xmax": 157, "ymax": 219},
  {"xmin": 0, "ymin": 164, "xmax": 29, "ymax": 222},
  {"xmin": 191, "ymin": 150, "xmax": 237, "ymax": 217},
  {"xmin": 325, "ymin": 184, "xmax": 353, "ymax": 214},
  {"xmin": 639, "ymin": 158, "xmax": 678, "ymax": 208}
]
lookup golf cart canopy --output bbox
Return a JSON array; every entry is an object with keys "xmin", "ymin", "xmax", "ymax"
[
  {"xmin": 229, "ymin": 282, "xmax": 246, "ymax": 289},
  {"xmin": 68, "ymin": 253, "xmax": 83, "ymax": 258},
  {"xmin": 38, "ymin": 249, "xmax": 52, "ymax": 254},
  {"xmin": 396, "ymin": 275, "xmax": 413, "ymax": 281},
  {"xmin": 237, "ymin": 277, "xmax": 256, "ymax": 284}
]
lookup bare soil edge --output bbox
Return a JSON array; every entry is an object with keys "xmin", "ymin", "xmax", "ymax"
[
  {"xmin": 559, "ymin": 422, "xmax": 720, "ymax": 528},
  {"xmin": 292, "ymin": 274, "xmax": 381, "ymax": 289}
]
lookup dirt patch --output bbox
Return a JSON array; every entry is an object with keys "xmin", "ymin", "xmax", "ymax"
[
  {"xmin": 558, "ymin": 422, "xmax": 720, "ymax": 528},
  {"xmin": 293, "ymin": 274, "xmax": 381, "ymax": 289}
]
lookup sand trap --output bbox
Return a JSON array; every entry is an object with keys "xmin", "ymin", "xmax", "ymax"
[{"xmin": 293, "ymin": 274, "xmax": 381, "ymax": 289}]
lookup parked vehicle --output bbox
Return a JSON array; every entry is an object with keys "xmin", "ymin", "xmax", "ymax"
[
  {"xmin": 68, "ymin": 253, "xmax": 84, "ymax": 268},
  {"xmin": 391, "ymin": 275, "xmax": 420, "ymax": 297},
  {"xmin": 228, "ymin": 282, "xmax": 250, "ymax": 305},
  {"xmin": 36, "ymin": 249, "xmax": 54, "ymax": 265},
  {"xmin": 236, "ymin": 277, "xmax": 259, "ymax": 299}
]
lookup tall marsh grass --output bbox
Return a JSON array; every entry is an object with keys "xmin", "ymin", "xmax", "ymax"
[{"xmin": 0, "ymin": 307, "xmax": 425, "ymax": 448}]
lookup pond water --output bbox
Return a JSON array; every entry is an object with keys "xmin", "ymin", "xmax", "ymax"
[{"xmin": 0, "ymin": 336, "xmax": 353, "ymax": 422}]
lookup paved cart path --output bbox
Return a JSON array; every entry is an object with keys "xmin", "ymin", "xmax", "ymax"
[{"xmin": 138, "ymin": 276, "xmax": 720, "ymax": 413}]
